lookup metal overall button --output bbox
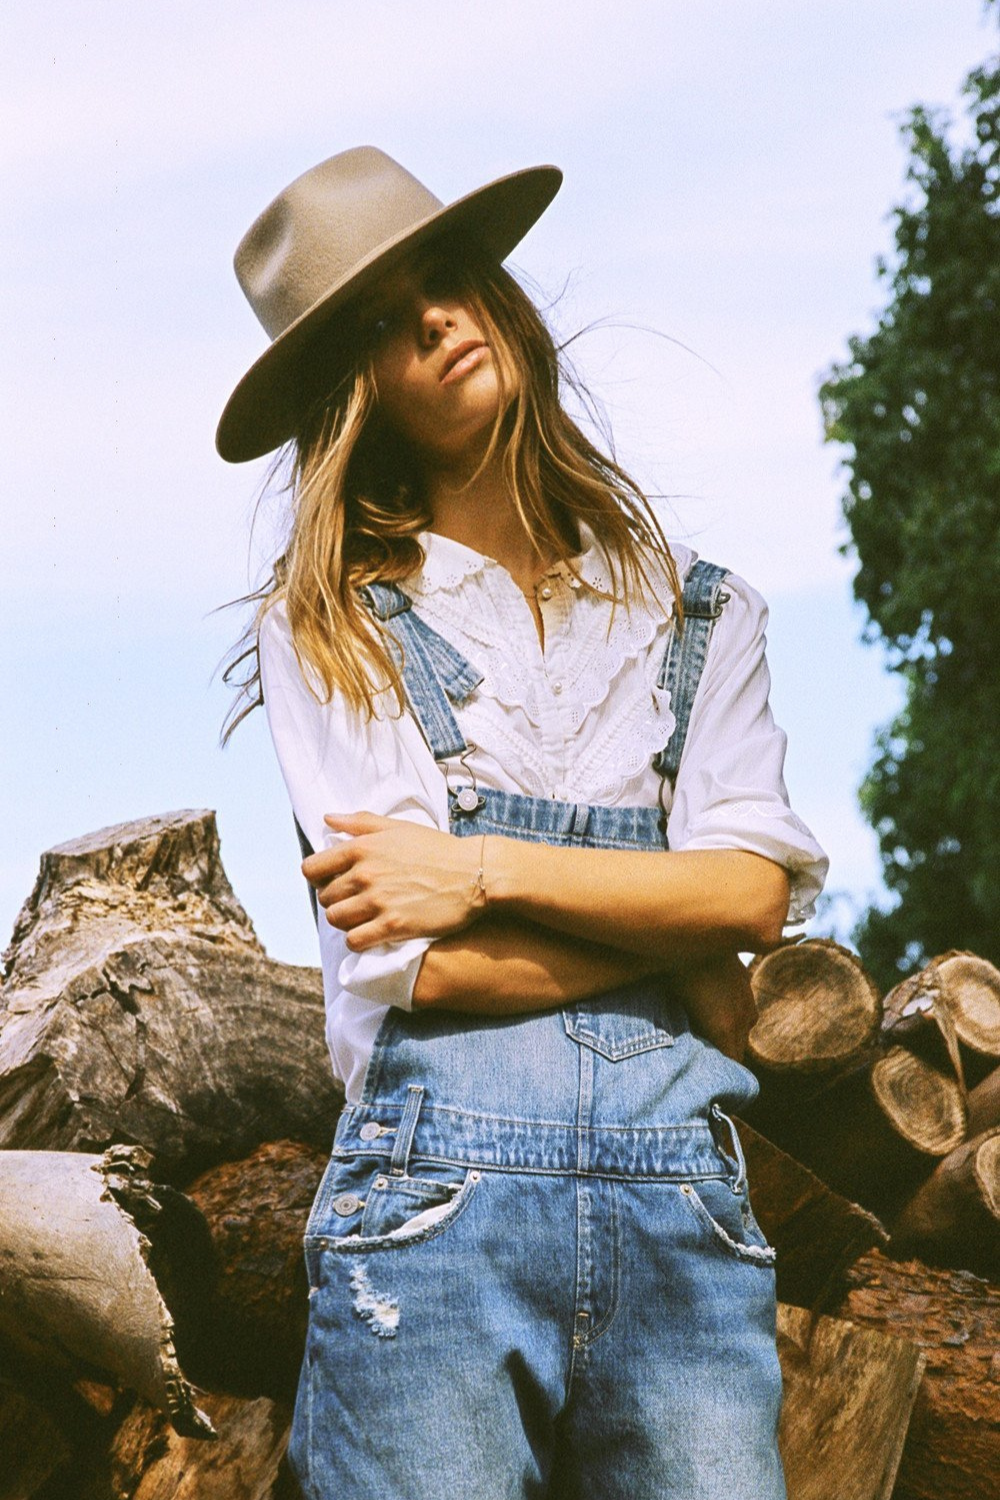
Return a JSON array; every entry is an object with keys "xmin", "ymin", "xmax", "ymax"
[
  {"xmin": 332, "ymin": 1193, "xmax": 362, "ymax": 1216},
  {"xmin": 359, "ymin": 1121, "xmax": 384, "ymax": 1141}
]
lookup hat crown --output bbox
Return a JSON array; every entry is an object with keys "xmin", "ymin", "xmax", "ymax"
[{"xmin": 235, "ymin": 147, "xmax": 444, "ymax": 340}]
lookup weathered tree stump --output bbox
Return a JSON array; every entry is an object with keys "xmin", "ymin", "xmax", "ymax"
[
  {"xmin": 835, "ymin": 1248, "xmax": 1000, "ymax": 1500},
  {"xmin": 775, "ymin": 1304, "xmax": 924, "ymax": 1500},
  {"xmin": 0, "ymin": 1144, "xmax": 214, "ymax": 1438},
  {"xmin": 0, "ymin": 810, "xmax": 341, "ymax": 1180}
]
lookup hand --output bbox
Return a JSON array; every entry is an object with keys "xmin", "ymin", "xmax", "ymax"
[
  {"xmin": 669, "ymin": 953, "xmax": 758, "ymax": 1063},
  {"xmin": 301, "ymin": 812, "xmax": 485, "ymax": 951}
]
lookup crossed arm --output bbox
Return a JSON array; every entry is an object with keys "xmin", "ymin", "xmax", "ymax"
[{"xmin": 302, "ymin": 811, "xmax": 791, "ymax": 1060}]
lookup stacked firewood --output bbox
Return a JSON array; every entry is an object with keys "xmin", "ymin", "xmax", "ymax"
[
  {"xmin": 745, "ymin": 939, "xmax": 1000, "ymax": 1277},
  {"xmin": 0, "ymin": 812, "xmax": 997, "ymax": 1499}
]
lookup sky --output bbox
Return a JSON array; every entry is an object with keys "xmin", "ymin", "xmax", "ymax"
[{"xmin": 3, "ymin": 1, "xmax": 996, "ymax": 968}]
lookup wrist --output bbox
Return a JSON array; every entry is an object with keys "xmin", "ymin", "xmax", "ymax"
[{"xmin": 481, "ymin": 834, "xmax": 521, "ymax": 911}]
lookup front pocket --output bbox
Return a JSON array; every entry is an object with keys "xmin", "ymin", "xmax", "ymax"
[
  {"xmin": 359, "ymin": 1171, "xmax": 466, "ymax": 1239},
  {"xmin": 680, "ymin": 1177, "xmax": 777, "ymax": 1266},
  {"xmin": 304, "ymin": 1162, "xmax": 481, "ymax": 1271},
  {"xmin": 563, "ymin": 983, "xmax": 678, "ymax": 1061}
]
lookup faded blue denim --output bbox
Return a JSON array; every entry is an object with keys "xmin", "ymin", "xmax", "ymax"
[{"xmin": 287, "ymin": 563, "xmax": 786, "ymax": 1499}]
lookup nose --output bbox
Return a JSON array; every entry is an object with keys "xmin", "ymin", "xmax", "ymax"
[{"xmin": 419, "ymin": 302, "xmax": 457, "ymax": 348}]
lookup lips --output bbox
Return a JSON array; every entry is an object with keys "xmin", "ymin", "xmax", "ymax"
[{"xmin": 439, "ymin": 339, "xmax": 488, "ymax": 382}]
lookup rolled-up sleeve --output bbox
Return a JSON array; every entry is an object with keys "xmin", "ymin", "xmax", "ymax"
[
  {"xmin": 258, "ymin": 602, "xmax": 447, "ymax": 1010},
  {"xmin": 665, "ymin": 572, "xmax": 829, "ymax": 927}
]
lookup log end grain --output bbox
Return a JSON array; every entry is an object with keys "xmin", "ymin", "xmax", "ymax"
[
  {"xmin": 871, "ymin": 1046, "xmax": 967, "ymax": 1157},
  {"xmin": 748, "ymin": 939, "xmax": 882, "ymax": 1073}
]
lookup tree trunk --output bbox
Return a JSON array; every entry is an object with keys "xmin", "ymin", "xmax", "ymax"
[
  {"xmin": 737, "ymin": 1118, "xmax": 888, "ymax": 1310},
  {"xmin": 884, "ymin": 953, "xmax": 1000, "ymax": 1070},
  {"xmin": 870, "ymin": 1045, "xmax": 967, "ymax": 1157},
  {"xmin": 966, "ymin": 1064, "xmax": 1000, "ymax": 1139}
]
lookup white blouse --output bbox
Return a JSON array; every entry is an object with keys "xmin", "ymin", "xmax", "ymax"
[{"xmin": 258, "ymin": 527, "xmax": 829, "ymax": 1101}]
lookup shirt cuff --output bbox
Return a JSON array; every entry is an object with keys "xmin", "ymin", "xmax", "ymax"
[{"xmin": 335, "ymin": 934, "xmax": 433, "ymax": 1012}]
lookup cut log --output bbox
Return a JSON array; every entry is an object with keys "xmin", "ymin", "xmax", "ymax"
[
  {"xmin": 0, "ymin": 1145, "xmax": 215, "ymax": 1438},
  {"xmin": 891, "ymin": 1127, "xmax": 1000, "ymax": 1276},
  {"xmin": 736, "ymin": 1118, "xmax": 888, "ymax": 1310},
  {"xmin": 748, "ymin": 938, "xmax": 882, "ymax": 1075},
  {"xmin": 745, "ymin": 1058, "xmax": 940, "ymax": 1223},
  {"xmin": 0, "ymin": 810, "xmax": 342, "ymax": 1180},
  {"xmin": 870, "ymin": 1045, "xmax": 967, "ymax": 1156},
  {"xmin": 775, "ymin": 1303, "xmax": 924, "ymax": 1500},
  {"xmin": 966, "ymin": 1063, "xmax": 1000, "ymax": 1139},
  {"xmin": 835, "ymin": 1248, "xmax": 1000, "ymax": 1500},
  {"xmin": 182, "ymin": 1139, "xmax": 328, "ymax": 1404},
  {"xmin": 884, "ymin": 952, "xmax": 1000, "ymax": 1065}
]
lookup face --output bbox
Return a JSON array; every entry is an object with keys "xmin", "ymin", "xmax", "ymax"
[{"xmin": 353, "ymin": 250, "xmax": 507, "ymax": 465}]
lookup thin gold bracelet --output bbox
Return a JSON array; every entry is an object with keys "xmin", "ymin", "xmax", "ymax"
[{"xmin": 471, "ymin": 831, "xmax": 488, "ymax": 909}]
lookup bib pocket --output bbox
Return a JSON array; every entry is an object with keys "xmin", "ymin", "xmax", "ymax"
[{"xmin": 563, "ymin": 984, "xmax": 679, "ymax": 1061}]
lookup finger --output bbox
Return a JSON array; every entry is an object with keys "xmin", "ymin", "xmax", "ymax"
[
  {"xmin": 323, "ymin": 811, "xmax": 390, "ymax": 835},
  {"xmin": 323, "ymin": 894, "xmax": 378, "ymax": 931},
  {"xmin": 301, "ymin": 842, "xmax": 358, "ymax": 886},
  {"xmin": 342, "ymin": 918, "xmax": 399, "ymax": 952}
]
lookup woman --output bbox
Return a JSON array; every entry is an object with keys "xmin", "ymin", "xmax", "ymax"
[{"xmin": 218, "ymin": 147, "xmax": 828, "ymax": 1500}]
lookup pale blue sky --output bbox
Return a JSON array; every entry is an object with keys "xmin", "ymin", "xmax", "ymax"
[{"xmin": 3, "ymin": 2, "xmax": 995, "ymax": 965}]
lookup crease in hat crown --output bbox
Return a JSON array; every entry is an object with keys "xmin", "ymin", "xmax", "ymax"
[
  {"xmin": 236, "ymin": 147, "xmax": 446, "ymax": 341},
  {"xmin": 217, "ymin": 145, "xmax": 562, "ymax": 462}
]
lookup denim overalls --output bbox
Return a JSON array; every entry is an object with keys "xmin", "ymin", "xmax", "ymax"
[{"xmin": 288, "ymin": 562, "xmax": 786, "ymax": 1500}]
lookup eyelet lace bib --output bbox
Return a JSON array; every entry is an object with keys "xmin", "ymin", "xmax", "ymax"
[{"xmin": 403, "ymin": 527, "xmax": 692, "ymax": 804}]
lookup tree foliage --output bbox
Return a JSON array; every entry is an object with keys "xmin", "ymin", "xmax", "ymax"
[{"xmin": 819, "ymin": 34, "xmax": 1000, "ymax": 989}]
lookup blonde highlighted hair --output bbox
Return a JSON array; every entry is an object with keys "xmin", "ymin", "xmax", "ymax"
[{"xmin": 220, "ymin": 239, "xmax": 682, "ymax": 743}]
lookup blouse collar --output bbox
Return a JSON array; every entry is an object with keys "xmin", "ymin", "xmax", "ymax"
[
  {"xmin": 411, "ymin": 522, "xmax": 636, "ymax": 598},
  {"xmin": 408, "ymin": 523, "xmax": 693, "ymax": 607}
]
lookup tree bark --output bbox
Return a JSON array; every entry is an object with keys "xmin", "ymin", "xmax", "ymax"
[{"xmin": 834, "ymin": 1248, "xmax": 1000, "ymax": 1500}]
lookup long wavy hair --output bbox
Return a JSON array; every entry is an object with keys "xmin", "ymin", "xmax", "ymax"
[{"xmin": 219, "ymin": 236, "xmax": 683, "ymax": 743}]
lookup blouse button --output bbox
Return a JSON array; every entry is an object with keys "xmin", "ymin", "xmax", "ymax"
[
  {"xmin": 551, "ymin": 681, "xmax": 563, "ymax": 695},
  {"xmin": 539, "ymin": 585, "xmax": 553, "ymax": 600}
]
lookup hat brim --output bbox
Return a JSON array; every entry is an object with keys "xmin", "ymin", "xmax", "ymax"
[{"xmin": 216, "ymin": 163, "xmax": 562, "ymax": 463}]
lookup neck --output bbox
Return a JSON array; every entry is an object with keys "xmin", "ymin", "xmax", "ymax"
[{"xmin": 422, "ymin": 441, "xmax": 561, "ymax": 591}]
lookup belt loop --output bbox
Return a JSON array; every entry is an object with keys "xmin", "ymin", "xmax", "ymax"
[
  {"xmin": 710, "ymin": 1103, "xmax": 747, "ymax": 1194},
  {"xmin": 390, "ymin": 1085, "xmax": 424, "ymax": 1178}
]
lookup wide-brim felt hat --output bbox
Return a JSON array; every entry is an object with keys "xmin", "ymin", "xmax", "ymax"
[{"xmin": 216, "ymin": 146, "xmax": 562, "ymax": 463}]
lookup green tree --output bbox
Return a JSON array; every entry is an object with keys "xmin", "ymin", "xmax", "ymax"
[{"xmin": 819, "ymin": 28, "xmax": 1000, "ymax": 990}]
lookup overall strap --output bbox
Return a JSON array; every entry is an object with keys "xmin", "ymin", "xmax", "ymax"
[
  {"xmin": 292, "ymin": 582, "xmax": 484, "ymax": 929},
  {"xmin": 653, "ymin": 559, "xmax": 731, "ymax": 789},
  {"xmin": 359, "ymin": 581, "xmax": 484, "ymax": 760},
  {"xmin": 293, "ymin": 814, "xmax": 320, "ymax": 928}
]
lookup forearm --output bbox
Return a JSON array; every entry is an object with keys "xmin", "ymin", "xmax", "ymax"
[
  {"xmin": 411, "ymin": 911, "xmax": 667, "ymax": 1015},
  {"xmin": 483, "ymin": 842, "xmax": 790, "ymax": 960}
]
